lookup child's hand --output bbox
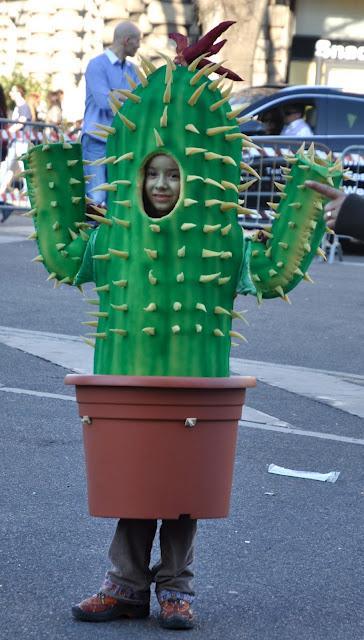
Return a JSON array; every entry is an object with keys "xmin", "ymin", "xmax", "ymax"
[{"xmin": 305, "ymin": 180, "xmax": 346, "ymax": 229}]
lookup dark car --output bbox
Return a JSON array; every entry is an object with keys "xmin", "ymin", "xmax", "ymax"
[{"xmin": 231, "ymin": 85, "xmax": 364, "ymax": 236}]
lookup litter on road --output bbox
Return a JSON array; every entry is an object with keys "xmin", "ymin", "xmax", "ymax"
[{"xmin": 268, "ymin": 464, "xmax": 340, "ymax": 483}]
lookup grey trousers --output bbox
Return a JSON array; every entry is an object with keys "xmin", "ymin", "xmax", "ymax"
[{"xmin": 101, "ymin": 518, "xmax": 197, "ymax": 604}]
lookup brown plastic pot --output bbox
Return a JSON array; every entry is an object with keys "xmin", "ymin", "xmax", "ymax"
[{"xmin": 65, "ymin": 374, "xmax": 256, "ymax": 519}]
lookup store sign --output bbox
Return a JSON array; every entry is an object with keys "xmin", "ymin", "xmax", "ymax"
[{"xmin": 315, "ymin": 39, "xmax": 364, "ymax": 62}]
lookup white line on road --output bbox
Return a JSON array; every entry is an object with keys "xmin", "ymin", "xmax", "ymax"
[{"xmin": 240, "ymin": 420, "xmax": 364, "ymax": 446}]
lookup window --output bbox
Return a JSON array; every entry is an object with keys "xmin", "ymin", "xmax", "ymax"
[{"xmin": 327, "ymin": 97, "xmax": 364, "ymax": 134}]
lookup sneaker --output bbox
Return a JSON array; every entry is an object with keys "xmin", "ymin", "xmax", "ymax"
[
  {"xmin": 158, "ymin": 598, "xmax": 194, "ymax": 630},
  {"xmin": 71, "ymin": 592, "xmax": 150, "ymax": 622}
]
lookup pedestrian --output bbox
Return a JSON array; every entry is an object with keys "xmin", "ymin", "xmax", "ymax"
[
  {"xmin": 305, "ymin": 180, "xmax": 364, "ymax": 242},
  {"xmin": 0, "ymin": 85, "xmax": 32, "ymax": 201},
  {"xmin": 72, "ymin": 152, "xmax": 196, "ymax": 630},
  {"xmin": 280, "ymin": 103, "xmax": 313, "ymax": 137},
  {"xmin": 81, "ymin": 21, "xmax": 141, "ymax": 208},
  {"xmin": 0, "ymin": 83, "xmax": 8, "ymax": 161}
]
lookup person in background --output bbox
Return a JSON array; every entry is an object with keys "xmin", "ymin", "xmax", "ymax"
[
  {"xmin": 260, "ymin": 108, "xmax": 284, "ymax": 135},
  {"xmin": 305, "ymin": 180, "xmax": 364, "ymax": 242},
  {"xmin": 280, "ymin": 103, "xmax": 313, "ymax": 137},
  {"xmin": 27, "ymin": 92, "xmax": 41, "ymax": 121},
  {"xmin": 0, "ymin": 84, "xmax": 8, "ymax": 160},
  {"xmin": 0, "ymin": 85, "xmax": 32, "ymax": 200},
  {"xmin": 81, "ymin": 21, "xmax": 141, "ymax": 208}
]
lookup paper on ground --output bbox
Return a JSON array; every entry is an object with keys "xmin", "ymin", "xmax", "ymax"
[{"xmin": 268, "ymin": 464, "xmax": 340, "ymax": 483}]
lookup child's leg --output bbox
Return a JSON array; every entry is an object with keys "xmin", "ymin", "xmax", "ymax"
[
  {"xmin": 72, "ymin": 518, "xmax": 157, "ymax": 622},
  {"xmin": 102, "ymin": 518, "xmax": 157, "ymax": 602},
  {"xmin": 155, "ymin": 518, "xmax": 197, "ymax": 629}
]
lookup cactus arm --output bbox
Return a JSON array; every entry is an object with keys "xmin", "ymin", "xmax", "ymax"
[
  {"xmin": 236, "ymin": 149, "xmax": 343, "ymax": 301},
  {"xmin": 23, "ymin": 142, "xmax": 90, "ymax": 284}
]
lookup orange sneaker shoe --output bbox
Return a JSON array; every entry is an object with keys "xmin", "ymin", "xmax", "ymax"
[
  {"xmin": 71, "ymin": 592, "xmax": 150, "ymax": 622},
  {"xmin": 158, "ymin": 598, "xmax": 194, "ymax": 630}
]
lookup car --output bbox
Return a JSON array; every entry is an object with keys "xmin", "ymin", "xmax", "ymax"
[{"xmin": 230, "ymin": 85, "xmax": 364, "ymax": 241}]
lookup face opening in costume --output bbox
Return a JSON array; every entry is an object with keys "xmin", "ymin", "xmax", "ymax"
[{"xmin": 142, "ymin": 154, "xmax": 181, "ymax": 219}]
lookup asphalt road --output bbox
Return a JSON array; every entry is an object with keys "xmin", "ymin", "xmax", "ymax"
[{"xmin": 0, "ymin": 214, "xmax": 363, "ymax": 640}]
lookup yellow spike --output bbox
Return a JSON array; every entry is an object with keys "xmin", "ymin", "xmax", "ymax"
[
  {"xmin": 46, "ymin": 272, "xmax": 57, "ymax": 281},
  {"xmin": 82, "ymin": 338, "xmax": 95, "ymax": 348},
  {"xmin": 113, "ymin": 279, "xmax": 128, "ymax": 287},
  {"xmin": 199, "ymin": 272, "xmax": 221, "ymax": 283},
  {"xmin": 185, "ymin": 123, "xmax": 200, "ymax": 134},
  {"xmin": 288, "ymin": 202, "xmax": 302, "ymax": 210},
  {"xmin": 190, "ymin": 61, "xmax": 217, "ymax": 85},
  {"xmin": 113, "ymin": 152, "xmax": 134, "ymax": 164},
  {"xmin": 278, "ymin": 241, "xmax": 288, "ymax": 249},
  {"xmin": 111, "ymin": 304, "xmax": 128, "ymax": 311},
  {"xmin": 187, "ymin": 174, "xmax": 204, "ymax": 182},
  {"xmin": 226, "ymin": 105, "xmax": 246, "ymax": 120},
  {"xmin": 94, "ymin": 123, "xmax": 116, "ymax": 134},
  {"xmin": 185, "ymin": 147, "xmax": 207, "ymax": 156},
  {"xmin": 160, "ymin": 106, "xmax": 168, "ymax": 128},
  {"xmin": 135, "ymin": 65, "xmax": 148, "ymax": 87},
  {"xmin": 93, "ymin": 284, "xmax": 110, "ymax": 292},
  {"xmin": 221, "ymin": 82, "xmax": 233, "ymax": 99},
  {"xmin": 205, "ymin": 177, "xmax": 225, "ymax": 190},
  {"xmin": 210, "ymin": 94, "xmax": 230, "ymax": 112},
  {"xmin": 222, "ymin": 155, "xmax": 237, "ymax": 166},
  {"xmin": 274, "ymin": 181, "xmax": 286, "ymax": 192},
  {"xmin": 111, "ymin": 179, "xmax": 131, "ymax": 187},
  {"xmin": 149, "ymin": 224, "xmax": 161, "ymax": 233},
  {"xmin": 92, "ymin": 253, "xmax": 111, "ymax": 261},
  {"xmin": 86, "ymin": 213, "xmax": 113, "ymax": 226},
  {"xmin": 238, "ymin": 178, "xmax": 258, "ymax": 192},
  {"xmin": 208, "ymin": 72, "xmax": 228, "ymax": 91},
  {"xmin": 72, "ymin": 196, "xmax": 82, "ymax": 205},
  {"xmin": 176, "ymin": 272, "xmax": 185, "ymax": 282},
  {"xmin": 50, "ymin": 201, "xmax": 58, "ymax": 208},
  {"xmin": 304, "ymin": 272, "xmax": 314, "ymax": 283},
  {"xmin": 221, "ymin": 180, "xmax": 239, "ymax": 193},
  {"xmin": 142, "ymin": 327, "xmax": 156, "ymax": 335},
  {"xmin": 32, "ymin": 254, "xmax": 44, "ymax": 263},
  {"xmin": 304, "ymin": 242, "xmax": 311, "ymax": 252},
  {"xmin": 316, "ymin": 247, "xmax": 327, "ymax": 261},
  {"xmin": 109, "ymin": 328, "xmax": 128, "ymax": 336},
  {"xmin": 221, "ymin": 251, "xmax": 232, "ymax": 259},
  {"xmin": 148, "ymin": 270, "xmax": 157, "ymax": 285},
  {"xmin": 27, "ymin": 230, "xmax": 37, "ymax": 240},
  {"xmin": 154, "ymin": 128, "xmax": 164, "ymax": 147},
  {"xmin": 231, "ymin": 310, "xmax": 249, "ymax": 325},
  {"xmin": 181, "ymin": 223, "xmax": 196, "ymax": 231},
  {"xmin": 205, "ymin": 199, "xmax": 223, "ymax": 207},
  {"xmin": 144, "ymin": 248, "xmax": 158, "ymax": 260},
  {"xmin": 267, "ymin": 201, "xmax": 279, "ymax": 211},
  {"xmin": 163, "ymin": 81, "xmax": 172, "ymax": 104},
  {"xmin": 275, "ymin": 286, "xmax": 285, "ymax": 297},
  {"xmin": 173, "ymin": 302, "xmax": 182, "ymax": 311},
  {"xmin": 85, "ymin": 332, "xmax": 107, "ymax": 339},
  {"xmin": 203, "ymin": 224, "xmax": 221, "ymax": 233},
  {"xmin": 125, "ymin": 72, "xmax": 137, "ymax": 90},
  {"xmin": 157, "ymin": 51, "xmax": 176, "ymax": 71},
  {"xmin": 85, "ymin": 298, "xmax": 99, "ymax": 305},
  {"xmin": 177, "ymin": 246, "xmax": 186, "ymax": 257},
  {"xmin": 214, "ymin": 306, "xmax": 231, "ymax": 316},
  {"xmin": 171, "ymin": 325, "xmax": 181, "ymax": 334},
  {"xmin": 229, "ymin": 330, "xmax": 247, "ymax": 342},
  {"xmin": 202, "ymin": 249, "xmax": 222, "ymax": 258},
  {"xmin": 117, "ymin": 112, "xmax": 137, "ymax": 131},
  {"xmin": 90, "ymin": 183, "xmax": 116, "ymax": 193},
  {"xmin": 188, "ymin": 53, "xmax": 209, "ymax": 72},
  {"xmin": 117, "ymin": 89, "xmax": 141, "ymax": 104},
  {"xmin": 207, "ymin": 125, "xmax": 237, "ymax": 136},
  {"xmin": 144, "ymin": 303, "xmax": 157, "ymax": 312},
  {"xmin": 240, "ymin": 162, "xmax": 261, "ymax": 179},
  {"xmin": 269, "ymin": 269, "xmax": 278, "ymax": 277},
  {"xmin": 218, "ymin": 276, "xmax": 231, "ymax": 285},
  {"xmin": 81, "ymin": 321, "xmax": 98, "ymax": 327},
  {"xmin": 220, "ymin": 202, "xmax": 238, "ymax": 212},
  {"xmin": 109, "ymin": 248, "xmax": 129, "ymax": 259},
  {"xmin": 184, "ymin": 198, "xmax": 198, "ymax": 207},
  {"xmin": 68, "ymin": 227, "xmax": 78, "ymax": 240},
  {"xmin": 86, "ymin": 311, "xmax": 109, "ymax": 318},
  {"xmin": 188, "ymin": 81, "xmax": 208, "ymax": 106},
  {"xmin": 114, "ymin": 200, "xmax": 132, "ymax": 208},
  {"xmin": 213, "ymin": 329, "xmax": 224, "ymax": 337},
  {"xmin": 195, "ymin": 324, "xmax": 203, "ymax": 333},
  {"xmin": 221, "ymin": 224, "xmax": 232, "ymax": 236},
  {"xmin": 88, "ymin": 130, "xmax": 109, "ymax": 140},
  {"xmin": 196, "ymin": 303, "xmax": 207, "ymax": 312},
  {"xmin": 139, "ymin": 54, "xmax": 156, "ymax": 74}
]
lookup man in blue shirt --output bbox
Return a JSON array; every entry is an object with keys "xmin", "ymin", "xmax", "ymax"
[{"xmin": 82, "ymin": 22, "xmax": 141, "ymax": 207}]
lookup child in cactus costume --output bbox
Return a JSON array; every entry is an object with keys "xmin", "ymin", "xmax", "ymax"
[{"xmin": 22, "ymin": 22, "xmax": 342, "ymax": 630}]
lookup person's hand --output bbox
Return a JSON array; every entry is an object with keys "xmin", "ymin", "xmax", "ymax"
[{"xmin": 305, "ymin": 180, "xmax": 346, "ymax": 228}]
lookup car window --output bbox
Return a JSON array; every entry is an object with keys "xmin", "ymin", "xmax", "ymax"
[
  {"xmin": 327, "ymin": 97, "xmax": 364, "ymax": 134},
  {"xmin": 256, "ymin": 100, "xmax": 317, "ymax": 135}
]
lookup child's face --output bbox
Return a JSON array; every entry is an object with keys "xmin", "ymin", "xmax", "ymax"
[{"xmin": 144, "ymin": 155, "xmax": 180, "ymax": 216}]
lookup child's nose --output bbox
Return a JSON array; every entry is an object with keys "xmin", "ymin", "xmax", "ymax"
[{"xmin": 156, "ymin": 173, "xmax": 167, "ymax": 188}]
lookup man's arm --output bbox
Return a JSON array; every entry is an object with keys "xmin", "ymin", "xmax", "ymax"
[{"xmin": 85, "ymin": 58, "xmax": 116, "ymax": 112}]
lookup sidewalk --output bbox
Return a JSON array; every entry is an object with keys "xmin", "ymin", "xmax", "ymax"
[{"xmin": 0, "ymin": 211, "xmax": 33, "ymax": 243}]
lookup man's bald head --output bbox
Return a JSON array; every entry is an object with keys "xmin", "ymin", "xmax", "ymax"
[{"xmin": 111, "ymin": 21, "xmax": 141, "ymax": 60}]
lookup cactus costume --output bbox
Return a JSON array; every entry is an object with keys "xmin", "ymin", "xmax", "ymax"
[{"xmin": 23, "ymin": 22, "xmax": 342, "ymax": 627}]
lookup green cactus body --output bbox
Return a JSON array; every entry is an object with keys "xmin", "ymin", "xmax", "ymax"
[
  {"xmin": 80, "ymin": 65, "xmax": 245, "ymax": 377},
  {"xmin": 23, "ymin": 59, "xmax": 343, "ymax": 377}
]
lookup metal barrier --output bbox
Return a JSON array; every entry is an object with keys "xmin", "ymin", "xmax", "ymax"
[{"xmin": 0, "ymin": 118, "xmax": 79, "ymax": 220}]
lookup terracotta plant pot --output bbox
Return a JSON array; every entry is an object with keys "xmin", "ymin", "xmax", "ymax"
[{"xmin": 65, "ymin": 374, "xmax": 256, "ymax": 519}]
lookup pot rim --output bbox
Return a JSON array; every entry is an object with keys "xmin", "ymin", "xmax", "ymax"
[{"xmin": 64, "ymin": 374, "xmax": 256, "ymax": 389}]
